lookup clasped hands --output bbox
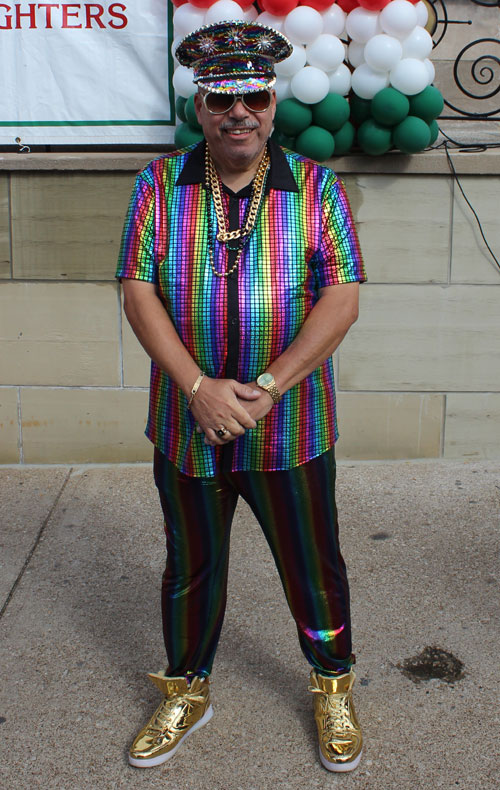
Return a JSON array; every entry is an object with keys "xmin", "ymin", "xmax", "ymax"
[{"xmin": 190, "ymin": 376, "xmax": 274, "ymax": 447}]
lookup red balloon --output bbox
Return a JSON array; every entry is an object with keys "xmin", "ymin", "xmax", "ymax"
[
  {"xmin": 299, "ymin": 0, "xmax": 335, "ymax": 11},
  {"xmin": 337, "ymin": 0, "xmax": 360, "ymax": 13},
  {"xmin": 171, "ymin": 0, "xmax": 188, "ymax": 6},
  {"xmin": 233, "ymin": 0, "xmax": 255, "ymax": 7},
  {"xmin": 186, "ymin": 0, "xmax": 216, "ymax": 8},
  {"xmin": 260, "ymin": 0, "xmax": 299, "ymax": 15},
  {"xmin": 358, "ymin": 0, "xmax": 391, "ymax": 10}
]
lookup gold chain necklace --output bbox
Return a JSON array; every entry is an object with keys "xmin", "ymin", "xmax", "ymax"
[{"xmin": 205, "ymin": 146, "xmax": 270, "ymax": 278}]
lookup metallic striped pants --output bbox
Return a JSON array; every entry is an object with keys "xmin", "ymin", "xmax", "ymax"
[{"xmin": 154, "ymin": 446, "xmax": 353, "ymax": 678}]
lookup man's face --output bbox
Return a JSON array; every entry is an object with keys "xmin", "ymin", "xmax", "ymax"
[{"xmin": 194, "ymin": 88, "xmax": 276, "ymax": 173}]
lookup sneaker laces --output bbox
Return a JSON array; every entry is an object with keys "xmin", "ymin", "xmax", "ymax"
[
  {"xmin": 309, "ymin": 686, "xmax": 353, "ymax": 738},
  {"xmin": 146, "ymin": 688, "xmax": 207, "ymax": 739}
]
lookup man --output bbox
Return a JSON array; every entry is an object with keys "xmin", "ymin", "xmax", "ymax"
[{"xmin": 116, "ymin": 20, "xmax": 366, "ymax": 773}]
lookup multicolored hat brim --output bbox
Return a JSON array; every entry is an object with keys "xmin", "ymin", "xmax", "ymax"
[{"xmin": 197, "ymin": 75, "xmax": 277, "ymax": 95}]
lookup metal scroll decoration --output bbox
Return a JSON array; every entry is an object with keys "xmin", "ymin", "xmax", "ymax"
[{"xmin": 425, "ymin": 0, "xmax": 500, "ymax": 120}]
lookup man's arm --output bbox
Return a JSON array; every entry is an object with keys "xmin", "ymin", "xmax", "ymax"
[
  {"xmin": 240, "ymin": 282, "xmax": 360, "ymax": 421},
  {"xmin": 121, "ymin": 279, "xmax": 260, "ymax": 444}
]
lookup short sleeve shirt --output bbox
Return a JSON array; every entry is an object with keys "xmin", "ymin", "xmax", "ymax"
[{"xmin": 116, "ymin": 140, "xmax": 366, "ymax": 477}]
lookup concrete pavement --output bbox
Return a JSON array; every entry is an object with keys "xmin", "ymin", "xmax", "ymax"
[{"xmin": 0, "ymin": 460, "xmax": 499, "ymax": 790}]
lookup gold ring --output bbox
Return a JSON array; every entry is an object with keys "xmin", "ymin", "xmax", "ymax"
[{"xmin": 216, "ymin": 427, "xmax": 228, "ymax": 438}]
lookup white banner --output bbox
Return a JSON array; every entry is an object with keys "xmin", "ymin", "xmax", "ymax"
[{"xmin": 0, "ymin": 2, "xmax": 176, "ymax": 145}]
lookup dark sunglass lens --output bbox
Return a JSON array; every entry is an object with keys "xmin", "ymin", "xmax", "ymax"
[
  {"xmin": 244, "ymin": 91, "xmax": 271, "ymax": 112},
  {"xmin": 205, "ymin": 93, "xmax": 234, "ymax": 113}
]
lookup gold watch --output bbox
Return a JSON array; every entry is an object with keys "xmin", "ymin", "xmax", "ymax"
[{"xmin": 256, "ymin": 372, "xmax": 281, "ymax": 404}]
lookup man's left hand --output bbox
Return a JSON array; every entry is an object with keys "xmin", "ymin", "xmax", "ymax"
[{"xmin": 236, "ymin": 382, "xmax": 274, "ymax": 423}]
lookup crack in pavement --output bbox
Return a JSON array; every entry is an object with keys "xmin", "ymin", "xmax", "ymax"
[{"xmin": 0, "ymin": 468, "xmax": 73, "ymax": 620}]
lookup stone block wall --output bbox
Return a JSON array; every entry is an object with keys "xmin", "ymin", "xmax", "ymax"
[{"xmin": 0, "ymin": 150, "xmax": 499, "ymax": 463}]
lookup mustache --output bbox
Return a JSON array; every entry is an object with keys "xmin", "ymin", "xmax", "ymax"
[{"xmin": 219, "ymin": 120, "xmax": 259, "ymax": 131}]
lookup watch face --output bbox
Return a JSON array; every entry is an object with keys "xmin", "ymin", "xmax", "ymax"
[{"xmin": 258, "ymin": 373, "xmax": 273, "ymax": 387}]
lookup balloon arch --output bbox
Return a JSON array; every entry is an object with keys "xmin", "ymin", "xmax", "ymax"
[{"xmin": 172, "ymin": 0, "xmax": 444, "ymax": 158}]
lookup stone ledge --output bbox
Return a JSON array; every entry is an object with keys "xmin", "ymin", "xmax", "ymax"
[{"xmin": 1, "ymin": 146, "xmax": 499, "ymax": 175}]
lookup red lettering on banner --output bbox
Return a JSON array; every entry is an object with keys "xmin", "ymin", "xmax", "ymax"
[
  {"xmin": 108, "ymin": 3, "xmax": 126, "ymax": 29},
  {"xmin": 61, "ymin": 3, "xmax": 81, "ymax": 27},
  {"xmin": 15, "ymin": 3, "xmax": 37, "ymax": 27},
  {"xmin": 38, "ymin": 3, "xmax": 60, "ymax": 28},
  {"xmin": 85, "ymin": 3, "xmax": 104, "ymax": 28},
  {"xmin": 0, "ymin": 3, "xmax": 129, "ymax": 29},
  {"xmin": 0, "ymin": 3, "xmax": 13, "ymax": 29}
]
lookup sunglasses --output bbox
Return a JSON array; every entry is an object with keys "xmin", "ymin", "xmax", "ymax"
[{"xmin": 202, "ymin": 89, "xmax": 272, "ymax": 115}]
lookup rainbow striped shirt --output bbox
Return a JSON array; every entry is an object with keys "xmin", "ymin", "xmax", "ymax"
[{"xmin": 116, "ymin": 140, "xmax": 365, "ymax": 477}]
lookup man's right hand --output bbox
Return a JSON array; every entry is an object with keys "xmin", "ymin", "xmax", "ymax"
[{"xmin": 190, "ymin": 377, "xmax": 260, "ymax": 446}]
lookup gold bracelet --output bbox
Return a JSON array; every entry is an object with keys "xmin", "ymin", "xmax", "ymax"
[{"xmin": 187, "ymin": 371, "xmax": 205, "ymax": 410}]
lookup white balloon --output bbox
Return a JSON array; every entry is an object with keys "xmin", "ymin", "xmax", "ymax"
[
  {"xmin": 351, "ymin": 62, "xmax": 390, "ymax": 100},
  {"xmin": 171, "ymin": 35, "xmax": 183, "ymax": 66},
  {"xmin": 321, "ymin": 5, "xmax": 346, "ymax": 38},
  {"xmin": 173, "ymin": 65, "xmax": 196, "ymax": 99},
  {"xmin": 328, "ymin": 63, "xmax": 352, "ymax": 96},
  {"xmin": 390, "ymin": 57, "xmax": 430, "ymax": 95},
  {"xmin": 380, "ymin": 0, "xmax": 418, "ymax": 40},
  {"xmin": 284, "ymin": 7, "xmax": 324, "ymax": 46},
  {"xmin": 415, "ymin": 1, "xmax": 429, "ymax": 27},
  {"xmin": 243, "ymin": 5, "xmax": 258, "ymax": 22},
  {"xmin": 345, "ymin": 8, "xmax": 380, "ymax": 44},
  {"xmin": 275, "ymin": 43, "xmax": 306, "ymax": 77},
  {"xmin": 424, "ymin": 57, "xmax": 435, "ymax": 84},
  {"xmin": 173, "ymin": 5, "xmax": 206, "ymax": 38},
  {"xmin": 401, "ymin": 26, "xmax": 433, "ymax": 59},
  {"xmin": 257, "ymin": 11, "xmax": 285, "ymax": 32},
  {"xmin": 364, "ymin": 34, "xmax": 402, "ymax": 72},
  {"xmin": 205, "ymin": 0, "xmax": 246, "ymax": 26},
  {"xmin": 274, "ymin": 74, "xmax": 293, "ymax": 102},
  {"xmin": 306, "ymin": 34, "xmax": 345, "ymax": 73},
  {"xmin": 346, "ymin": 40, "xmax": 364, "ymax": 69},
  {"xmin": 290, "ymin": 66, "xmax": 329, "ymax": 104}
]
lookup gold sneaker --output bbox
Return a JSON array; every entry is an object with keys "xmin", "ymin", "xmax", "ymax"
[
  {"xmin": 129, "ymin": 671, "xmax": 213, "ymax": 768},
  {"xmin": 309, "ymin": 669, "xmax": 363, "ymax": 772}
]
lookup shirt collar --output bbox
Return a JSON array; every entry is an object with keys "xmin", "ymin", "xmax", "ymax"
[{"xmin": 175, "ymin": 138, "xmax": 299, "ymax": 194}]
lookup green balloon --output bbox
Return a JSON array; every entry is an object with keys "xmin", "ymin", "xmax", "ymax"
[
  {"xmin": 393, "ymin": 116, "xmax": 431, "ymax": 154},
  {"xmin": 357, "ymin": 119, "xmax": 392, "ymax": 156},
  {"xmin": 185, "ymin": 95, "xmax": 202, "ymax": 130},
  {"xmin": 371, "ymin": 87, "xmax": 410, "ymax": 127},
  {"xmin": 175, "ymin": 96, "xmax": 187, "ymax": 123},
  {"xmin": 275, "ymin": 98, "xmax": 313, "ymax": 136},
  {"xmin": 409, "ymin": 86, "xmax": 444, "ymax": 123},
  {"xmin": 312, "ymin": 93, "xmax": 350, "ymax": 133},
  {"xmin": 271, "ymin": 128, "xmax": 296, "ymax": 150},
  {"xmin": 333, "ymin": 121, "xmax": 355, "ymax": 156},
  {"xmin": 428, "ymin": 119, "xmax": 439, "ymax": 145},
  {"xmin": 174, "ymin": 123, "xmax": 204, "ymax": 149},
  {"xmin": 296, "ymin": 126, "xmax": 335, "ymax": 162},
  {"xmin": 349, "ymin": 95, "xmax": 372, "ymax": 127}
]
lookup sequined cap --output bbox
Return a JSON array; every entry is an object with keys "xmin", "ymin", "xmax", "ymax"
[{"xmin": 175, "ymin": 20, "xmax": 292, "ymax": 94}]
